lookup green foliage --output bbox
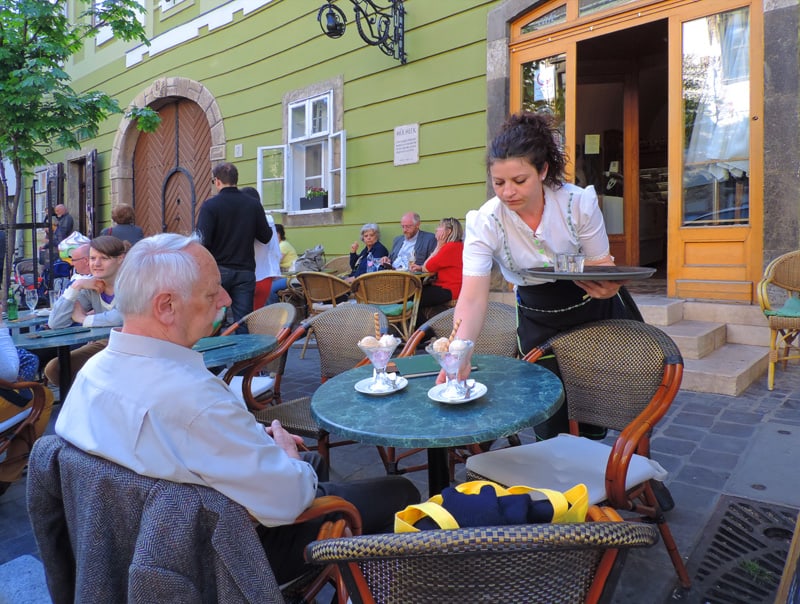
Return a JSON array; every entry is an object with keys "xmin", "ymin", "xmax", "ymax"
[
  {"xmin": 126, "ymin": 105, "xmax": 162, "ymax": 134},
  {"xmin": 0, "ymin": 0, "xmax": 150, "ymax": 294}
]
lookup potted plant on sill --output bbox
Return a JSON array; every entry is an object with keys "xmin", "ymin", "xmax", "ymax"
[{"xmin": 300, "ymin": 187, "xmax": 328, "ymax": 210}]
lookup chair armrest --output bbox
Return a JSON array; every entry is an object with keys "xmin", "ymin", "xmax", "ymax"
[
  {"xmin": 0, "ymin": 379, "xmax": 47, "ymax": 455},
  {"xmin": 604, "ymin": 364, "xmax": 682, "ymax": 507},
  {"xmin": 294, "ymin": 495, "xmax": 363, "ymax": 537}
]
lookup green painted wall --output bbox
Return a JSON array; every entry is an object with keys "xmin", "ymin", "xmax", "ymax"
[{"xmin": 52, "ymin": 0, "xmax": 501, "ymax": 258}]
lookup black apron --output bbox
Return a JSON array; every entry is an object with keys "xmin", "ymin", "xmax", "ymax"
[{"xmin": 516, "ymin": 280, "xmax": 643, "ymax": 439}]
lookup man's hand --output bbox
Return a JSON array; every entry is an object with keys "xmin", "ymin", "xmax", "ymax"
[{"xmin": 265, "ymin": 419, "xmax": 303, "ymax": 460}]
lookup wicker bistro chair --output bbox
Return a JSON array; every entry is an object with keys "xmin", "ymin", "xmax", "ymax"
[
  {"xmin": 0, "ymin": 378, "xmax": 51, "ymax": 495},
  {"xmin": 220, "ymin": 303, "xmax": 298, "ymax": 409},
  {"xmin": 296, "ymin": 271, "xmax": 354, "ymax": 359},
  {"xmin": 350, "ymin": 272, "xmax": 422, "ymax": 341},
  {"xmin": 305, "ymin": 505, "xmax": 659, "ymax": 604},
  {"xmin": 252, "ymin": 305, "xmax": 389, "ymax": 467},
  {"xmin": 757, "ymin": 250, "xmax": 800, "ymax": 390},
  {"xmin": 399, "ymin": 301, "xmax": 519, "ymax": 357},
  {"xmin": 465, "ymin": 319, "xmax": 691, "ymax": 588},
  {"xmin": 28, "ymin": 435, "xmax": 362, "ymax": 604},
  {"xmin": 322, "ymin": 255, "xmax": 353, "ymax": 278}
]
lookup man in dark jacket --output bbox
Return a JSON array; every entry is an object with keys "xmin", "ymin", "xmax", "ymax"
[
  {"xmin": 52, "ymin": 205, "xmax": 74, "ymax": 247},
  {"xmin": 196, "ymin": 162, "xmax": 271, "ymax": 332}
]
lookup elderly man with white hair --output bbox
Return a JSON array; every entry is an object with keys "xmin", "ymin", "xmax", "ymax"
[{"xmin": 55, "ymin": 233, "xmax": 419, "ymax": 583}]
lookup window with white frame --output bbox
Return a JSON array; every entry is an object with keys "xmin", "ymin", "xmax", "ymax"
[
  {"xmin": 257, "ymin": 90, "xmax": 346, "ymax": 213},
  {"xmin": 160, "ymin": 0, "xmax": 186, "ymax": 13}
]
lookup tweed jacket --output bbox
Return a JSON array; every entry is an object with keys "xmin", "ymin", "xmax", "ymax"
[{"xmin": 27, "ymin": 435, "xmax": 285, "ymax": 604}]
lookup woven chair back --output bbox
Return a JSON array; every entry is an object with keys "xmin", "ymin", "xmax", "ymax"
[
  {"xmin": 322, "ymin": 255, "xmax": 352, "ymax": 277},
  {"xmin": 763, "ymin": 249, "xmax": 800, "ymax": 294},
  {"xmin": 240, "ymin": 303, "xmax": 297, "ymax": 376},
  {"xmin": 305, "ymin": 304, "xmax": 389, "ymax": 380},
  {"xmin": 421, "ymin": 302, "xmax": 519, "ymax": 357},
  {"xmin": 546, "ymin": 319, "xmax": 682, "ymax": 432},
  {"xmin": 296, "ymin": 272, "xmax": 352, "ymax": 315},
  {"xmin": 306, "ymin": 521, "xmax": 658, "ymax": 604},
  {"xmin": 350, "ymin": 272, "xmax": 422, "ymax": 340}
]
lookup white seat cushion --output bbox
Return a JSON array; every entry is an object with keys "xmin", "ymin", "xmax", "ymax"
[
  {"xmin": 0, "ymin": 406, "xmax": 32, "ymax": 433},
  {"xmin": 465, "ymin": 433, "xmax": 668, "ymax": 505},
  {"xmin": 222, "ymin": 375, "xmax": 276, "ymax": 405}
]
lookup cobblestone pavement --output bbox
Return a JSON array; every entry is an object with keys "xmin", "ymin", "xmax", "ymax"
[{"xmin": 2, "ymin": 340, "xmax": 799, "ymax": 602}]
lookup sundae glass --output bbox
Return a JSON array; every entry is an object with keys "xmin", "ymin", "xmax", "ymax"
[
  {"xmin": 425, "ymin": 338, "xmax": 475, "ymax": 400},
  {"xmin": 358, "ymin": 334, "xmax": 401, "ymax": 393}
]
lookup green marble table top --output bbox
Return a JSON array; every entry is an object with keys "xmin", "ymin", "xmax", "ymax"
[
  {"xmin": 2, "ymin": 311, "xmax": 49, "ymax": 332},
  {"xmin": 311, "ymin": 354, "xmax": 564, "ymax": 448},
  {"xmin": 194, "ymin": 334, "xmax": 278, "ymax": 368},
  {"xmin": 13, "ymin": 326, "xmax": 112, "ymax": 350}
]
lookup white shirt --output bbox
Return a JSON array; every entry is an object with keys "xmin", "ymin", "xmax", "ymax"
[
  {"xmin": 254, "ymin": 214, "xmax": 282, "ymax": 280},
  {"xmin": 55, "ymin": 329, "xmax": 318, "ymax": 527},
  {"xmin": 0, "ymin": 328, "xmax": 19, "ymax": 382},
  {"xmin": 392, "ymin": 236, "xmax": 417, "ymax": 270},
  {"xmin": 463, "ymin": 184, "xmax": 609, "ymax": 286}
]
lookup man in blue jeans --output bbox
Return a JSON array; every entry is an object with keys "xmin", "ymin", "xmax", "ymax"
[{"xmin": 197, "ymin": 162, "xmax": 271, "ymax": 333}]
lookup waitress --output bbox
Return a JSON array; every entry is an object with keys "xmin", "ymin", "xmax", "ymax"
[{"xmin": 451, "ymin": 111, "xmax": 641, "ymax": 438}]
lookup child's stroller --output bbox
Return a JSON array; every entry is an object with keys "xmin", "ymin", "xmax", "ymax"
[
  {"xmin": 41, "ymin": 260, "xmax": 72, "ymax": 297},
  {"xmin": 13, "ymin": 259, "xmax": 44, "ymax": 296}
]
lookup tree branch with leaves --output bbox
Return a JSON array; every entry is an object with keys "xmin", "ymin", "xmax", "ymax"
[{"xmin": 0, "ymin": 0, "xmax": 160, "ymax": 299}]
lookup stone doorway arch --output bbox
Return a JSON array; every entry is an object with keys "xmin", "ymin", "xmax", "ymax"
[{"xmin": 109, "ymin": 77, "xmax": 226, "ymax": 233}]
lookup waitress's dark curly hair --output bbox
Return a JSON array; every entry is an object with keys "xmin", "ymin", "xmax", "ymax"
[{"xmin": 487, "ymin": 112, "xmax": 567, "ymax": 190}]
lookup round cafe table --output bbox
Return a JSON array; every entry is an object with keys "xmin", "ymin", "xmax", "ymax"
[
  {"xmin": 14, "ymin": 326, "xmax": 113, "ymax": 400},
  {"xmin": 1, "ymin": 310, "xmax": 49, "ymax": 335},
  {"xmin": 311, "ymin": 354, "xmax": 564, "ymax": 496}
]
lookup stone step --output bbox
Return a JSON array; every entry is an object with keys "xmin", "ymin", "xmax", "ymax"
[
  {"xmin": 632, "ymin": 294, "xmax": 684, "ymax": 326},
  {"xmin": 681, "ymin": 343, "xmax": 769, "ymax": 396},
  {"xmin": 682, "ymin": 300, "xmax": 768, "ymax": 327},
  {"xmin": 726, "ymin": 322, "xmax": 772, "ymax": 348},
  {"xmin": 659, "ymin": 320, "xmax": 727, "ymax": 360}
]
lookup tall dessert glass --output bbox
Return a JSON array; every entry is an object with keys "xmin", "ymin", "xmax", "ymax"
[
  {"xmin": 358, "ymin": 336, "xmax": 400, "ymax": 393},
  {"xmin": 425, "ymin": 339, "xmax": 475, "ymax": 400}
]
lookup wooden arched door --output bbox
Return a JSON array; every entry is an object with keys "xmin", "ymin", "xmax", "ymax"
[{"xmin": 133, "ymin": 99, "xmax": 213, "ymax": 236}]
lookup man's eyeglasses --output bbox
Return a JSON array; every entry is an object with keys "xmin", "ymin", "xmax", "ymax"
[{"xmin": 71, "ymin": 256, "xmax": 88, "ymax": 262}]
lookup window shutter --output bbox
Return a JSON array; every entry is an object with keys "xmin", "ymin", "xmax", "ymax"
[
  {"xmin": 86, "ymin": 149, "xmax": 98, "ymax": 236},
  {"xmin": 328, "ymin": 130, "xmax": 346, "ymax": 208},
  {"xmin": 257, "ymin": 145, "xmax": 287, "ymax": 211}
]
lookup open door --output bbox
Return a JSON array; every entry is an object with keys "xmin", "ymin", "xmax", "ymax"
[
  {"xmin": 509, "ymin": 0, "xmax": 762, "ymax": 302},
  {"xmin": 668, "ymin": 1, "xmax": 762, "ymax": 302}
]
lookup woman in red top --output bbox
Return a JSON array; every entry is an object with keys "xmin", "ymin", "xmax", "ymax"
[{"xmin": 411, "ymin": 217, "xmax": 464, "ymax": 308}]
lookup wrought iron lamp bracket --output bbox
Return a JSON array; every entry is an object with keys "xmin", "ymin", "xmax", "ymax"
[{"xmin": 317, "ymin": 0, "xmax": 406, "ymax": 64}]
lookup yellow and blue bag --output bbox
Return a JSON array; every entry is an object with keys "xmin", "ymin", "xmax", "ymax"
[{"xmin": 395, "ymin": 480, "xmax": 588, "ymax": 532}]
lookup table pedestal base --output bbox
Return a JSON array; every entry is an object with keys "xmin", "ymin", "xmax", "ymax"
[{"xmin": 427, "ymin": 448, "xmax": 451, "ymax": 497}]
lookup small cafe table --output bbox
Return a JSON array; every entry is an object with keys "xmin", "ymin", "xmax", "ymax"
[
  {"xmin": 14, "ymin": 326, "xmax": 113, "ymax": 400},
  {"xmin": 311, "ymin": 354, "xmax": 564, "ymax": 496},
  {"xmin": 193, "ymin": 334, "xmax": 278, "ymax": 369},
  {"xmin": 2, "ymin": 310, "xmax": 50, "ymax": 335}
]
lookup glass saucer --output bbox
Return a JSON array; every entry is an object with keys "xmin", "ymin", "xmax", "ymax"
[
  {"xmin": 427, "ymin": 381, "xmax": 487, "ymax": 404},
  {"xmin": 354, "ymin": 376, "xmax": 408, "ymax": 396}
]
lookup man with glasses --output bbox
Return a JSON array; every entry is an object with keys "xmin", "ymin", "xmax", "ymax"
[
  {"xmin": 380, "ymin": 212, "xmax": 436, "ymax": 270},
  {"xmin": 69, "ymin": 244, "xmax": 92, "ymax": 279}
]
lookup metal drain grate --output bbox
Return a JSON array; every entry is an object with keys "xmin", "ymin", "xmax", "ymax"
[{"xmin": 686, "ymin": 495, "xmax": 798, "ymax": 603}]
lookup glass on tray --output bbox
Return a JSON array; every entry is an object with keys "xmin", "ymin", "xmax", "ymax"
[
  {"xmin": 425, "ymin": 338, "xmax": 475, "ymax": 400},
  {"xmin": 358, "ymin": 334, "xmax": 401, "ymax": 393}
]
